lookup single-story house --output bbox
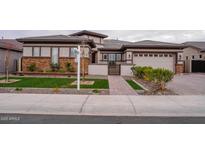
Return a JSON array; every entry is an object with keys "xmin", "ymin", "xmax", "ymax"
[
  {"xmin": 17, "ymin": 30, "xmax": 185, "ymax": 76},
  {"xmin": 181, "ymin": 42, "xmax": 205, "ymax": 73},
  {"xmin": 0, "ymin": 39, "xmax": 23, "ymax": 73}
]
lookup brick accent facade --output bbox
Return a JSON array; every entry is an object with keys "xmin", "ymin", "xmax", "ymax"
[
  {"xmin": 22, "ymin": 57, "xmax": 89, "ymax": 74},
  {"xmin": 175, "ymin": 63, "xmax": 184, "ymax": 74}
]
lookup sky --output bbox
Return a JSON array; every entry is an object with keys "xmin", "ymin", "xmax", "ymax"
[{"xmin": 0, "ymin": 30, "xmax": 205, "ymax": 43}]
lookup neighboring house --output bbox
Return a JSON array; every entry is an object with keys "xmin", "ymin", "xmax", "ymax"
[
  {"xmin": 0, "ymin": 39, "xmax": 23, "ymax": 74},
  {"xmin": 17, "ymin": 30, "xmax": 185, "ymax": 76},
  {"xmin": 182, "ymin": 42, "xmax": 205, "ymax": 73}
]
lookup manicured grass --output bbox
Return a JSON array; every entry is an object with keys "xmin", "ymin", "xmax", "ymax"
[
  {"xmin": 126, "ymin": 80, "xmax": 143, "ymax": 90},
  {"xmin": 0, "ymin": 77, "xmax": 109, "ymax": 89}
]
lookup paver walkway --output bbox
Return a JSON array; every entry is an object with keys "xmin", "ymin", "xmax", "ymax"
[{"xmin": 108, "ymin": 76, "xmax": 137, "ymax": 95}]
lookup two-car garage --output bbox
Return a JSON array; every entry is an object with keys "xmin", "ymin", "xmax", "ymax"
[{"xmin": 133, "ymin": 53, "xmax": 175, "ymax": 72}]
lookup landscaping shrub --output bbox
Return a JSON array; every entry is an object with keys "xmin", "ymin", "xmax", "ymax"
[
  {"xmin": 50, "ymin": 63, "xmax": 60, "ymax": 72},
  {"xmin": 131, "ymin": 66, "xmax": 174, "ymax": 90},
  {"xmin": 152, "ymin": 68, "xmax": 174, "ymax": 90},
  {"xmin": 143, "ymin": 67, "xmax": 154, "ymax": 81},
  {"xmin": 131, "ymin": 66, "xmax": 144, "ymax": 79},
  {"xmin": 65, "ymin": 62, "xmax": 74, "ymax": 72},
  {"xmin": 27, "ymin": 63, "xmax": 37, "ymax": 72},
  {"xmin": 131, "ymin": 66, "xmax": 153, "ymax": 80}
]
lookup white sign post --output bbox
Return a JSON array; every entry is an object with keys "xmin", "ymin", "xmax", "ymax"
[
  {"xmin": 73, "ymin": 46, "xmax": 81, "ymax": 91},
  {"xmin": 77, "ymin": 46, "xmax": 81, "ymax": 91}
]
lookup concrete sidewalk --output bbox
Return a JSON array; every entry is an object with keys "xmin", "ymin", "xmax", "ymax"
[{"xmin": 0, "ymin": 93, "xmax": 205, "ymax": 117}]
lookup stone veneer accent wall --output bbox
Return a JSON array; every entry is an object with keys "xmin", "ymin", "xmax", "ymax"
[
  {"xmin": 59, "ymin": 57, "xmax": 89, "ymax": 73},
  {"xmin": 22, "ymin": 57, "xmax": 89, "ymax": 74},
  {"xmin": 175, "ymin": 64, "xmax": 184, "ymax": 74},
  {"xmin": 22, "ymin": 57, "xmax": 51, "ymax": 72}
]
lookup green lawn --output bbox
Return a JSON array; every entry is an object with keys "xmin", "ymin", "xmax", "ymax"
[
  {"xmin": 126, "ymin": 80, "xmax": 143, "ymax": 90},
  {"xmin": 0, "ymin": 77, "xmax": 109, "ymax": 89}
]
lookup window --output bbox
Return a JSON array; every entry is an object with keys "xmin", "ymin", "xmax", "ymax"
[
  {"xmin": 169, "ymin": 54, "xmax": 173, "ymax": 57},
  {"xmin": 33, "ymin": 47, "xmax": 40, "ymax": 57},
  {"xmin": 70, "ymin": 47, "xmax": 77, "ymax": 57},
  {"xmin": 154, "ymin": 54, "xmax": 158, "ymax": 57},
  {"xmin": 144, "ymin": 54, "xmax": 148, "ymax": 57},
  {"xmin": 192, "ymin": 55, "xmax": 195, "ymax": 59},
  {"xmin": 139, "ymin": 54, "xmax": 143, "ymax": 57},
  {"xmin": 103, "ymin": 54, "xmax": 108, "ymax": 61},
  {"xmin": 60, "ymin": 47, "xmax": 69, "ymax": 57},
  {"xmin": 116, "ymin": 54, "xmax": 122, "ymax": 61},
  {"xmin": 109, "ymin": 54, "xmax": 115, "ymax": 61},
  {"xmin": 23, "ymin": 47, "xmax": 32, "ymax": 56},
  {"xmin": 51, "ymin": 48, "xmax": 59, "ymax": 64},
  {"xmin": 186, "ymin": 56, "xmax": 189, "ymax": 60},
  {"xmin": 164, "ymin": 54, "xmax": 168, "ymax": 57},
  {"xmin": 134, "ymin": 54, "xmax": 138, "ymax": 57},
  {"xmin": 199, "ymin": 55, "xmax": 202, "ymax": 58},
  {"xmin": 149, "ymin": 54, "xmax": 153, "ymax": 57},
  {"xmin": 41, "ymin": 47, "xmax": 50, "ymax": 57},
  {"xmin": 159, "ymin": 54, "xmax": 163, "ymax": 57}
]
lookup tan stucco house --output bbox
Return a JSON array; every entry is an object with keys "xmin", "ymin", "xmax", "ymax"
[
  {"xmin": 181, "ymin": 42, "xmax": 205, "ymax": 73},
  {"xmin": 17, "ymin": 30, "xmax": 185, "ymax": 76}
]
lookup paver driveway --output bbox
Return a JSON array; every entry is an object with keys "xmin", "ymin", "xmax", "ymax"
[{"xmin": 167, "ymin": 73, "xmax": 205, "ymax": 95}]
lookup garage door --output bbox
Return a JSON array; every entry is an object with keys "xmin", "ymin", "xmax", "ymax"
[
  {"xmin": 192, "ymin": 60, "xmax": 205, "ymax": 72},
  {"xmin": 133, "ymin": 53, "xmax": 174, "ymax": 72}
]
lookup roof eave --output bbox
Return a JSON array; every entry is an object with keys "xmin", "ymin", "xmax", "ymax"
[{"xmin": 17, "ymin": 39, "xmax": 96, "ymax": 48}]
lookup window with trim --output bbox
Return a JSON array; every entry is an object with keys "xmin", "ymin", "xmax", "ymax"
[
  {"xmin": 116, "ymin": 54, "xmax": 122, "ymax": 61},
  {"xmin": 23, "ymin": 47, "xmax": 32, "ymax": 56},
  {"xmin": 103, "ymin": 54, "xmax": 108, "ymax": 61},
  {"xmin": 192, "ymin": 55, "xmax": 195, "ymax": 59},
  {"xmin": 60, "ymin": 47, "xmax": 69, "ymax": 57},
  {"xmin": 70, "ymin": 47, "xmax": 77, "ymax": 57},
  {"xmin": 33, "ymin": 47, "xmax": 40, "ymax": 57},
  {"xmin": 41, "ymin": 47, "xmax": 50, "ymax": 57}
]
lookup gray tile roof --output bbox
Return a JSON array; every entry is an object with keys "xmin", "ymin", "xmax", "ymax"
[
  {"xmin": 99, "ymin": 39, "xmax": 185, "ymax": 51},
  {"xmin": 70, "ymin": 30, "xmax": 108, "ymax": 38},
  {"xmin": 183, "ymin": 42, "xmax": 205, "ymax": 52},
  {"xmin": 100, "ymin": 39, "xmax": 131, "ymax": 50},
  {"xmin": 17, "ymin": 35, "xmax": 96, "ymax": 48},
  {"xmin": 0, "ymin": 39, "xmax": 23, "ymax": 52},
  {"xmin": 125, "ymin": 40, "xmax": 185, "ymax": 48}
]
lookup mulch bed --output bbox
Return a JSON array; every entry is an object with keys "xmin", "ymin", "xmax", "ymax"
[{"xmin": 133, "ymin": 78, "xmax": 177, "ymax": 95}]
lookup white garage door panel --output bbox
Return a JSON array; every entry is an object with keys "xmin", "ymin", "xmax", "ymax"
[{"xmin": 133, "ymin": 56, "xmax": 174, "ymax": 71}]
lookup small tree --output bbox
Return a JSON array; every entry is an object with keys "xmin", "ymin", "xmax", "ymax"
[{"xmin": 4, "ymin": 42, "xmax": 12, "ymax": 83}]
